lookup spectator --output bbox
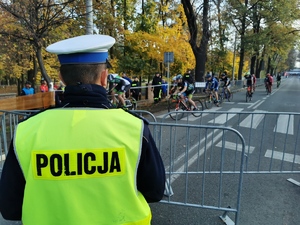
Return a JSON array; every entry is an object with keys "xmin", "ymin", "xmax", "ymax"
[
  {"xmin": 40, "ymin": 80, "xmax": 49, "ymax": 92},
  {"xmin": 21, "ymin": 81, "xmax": 35, "ymax": 95}
]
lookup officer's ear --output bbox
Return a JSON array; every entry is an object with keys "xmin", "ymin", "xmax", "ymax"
[{"xmin": 100, "ymin": 69, "xmax": 108, "ymax": 88}]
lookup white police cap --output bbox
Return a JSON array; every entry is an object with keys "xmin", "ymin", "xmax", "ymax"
[{"xmin": 46, "ymin": 34, "xmax": 115, "ymax": 65}]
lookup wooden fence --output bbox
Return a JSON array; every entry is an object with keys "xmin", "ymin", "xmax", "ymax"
[{"xmin": 0, "ymin": 92, "xmax": 55, "ymax": 111}]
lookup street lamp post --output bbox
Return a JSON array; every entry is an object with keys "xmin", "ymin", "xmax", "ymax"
[{"xmin": 86, "ymin": 0, "xmax": 93, "ymax": 35}]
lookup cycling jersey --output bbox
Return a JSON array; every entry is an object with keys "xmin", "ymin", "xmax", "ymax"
[
  {"xmin": 244, "ymin": 76, "xmax": 253, "ymax": 86},
  {"xmin": 110, "ymin": 75, "xmax": 131, "ymax": 93},
  {"xmin": 276, "ymin": 75, "xmax": 281, "ymax": 81},
  {"xmin": 178, "ymin": 81, "xmax": 194, "ymax": 96},
  {"xmin": 220, "ymin": 77, "xmax": 231, "ymax": 87},
  {"xmin": 205, "ymin": 77, "xmax": 219, "ymax": 91}
]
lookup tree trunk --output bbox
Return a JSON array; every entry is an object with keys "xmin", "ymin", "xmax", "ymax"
[
  {"xmin": 237, "ymin": 0, "xmax": 248, "ymax": 80},
  {"xmin": 36, "ymin": 47, "xmax": 51, "ymax": 84},
  {"xmin": 181, "ymin": 0, "xmax": 209, "ymax": 82}
]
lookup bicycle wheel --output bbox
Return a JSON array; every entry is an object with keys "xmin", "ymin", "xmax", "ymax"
[
  {"xmin": 191, "ymin": 100, "xmax": 204, "ymax": 117},
  {"xmin": 219, "ymin": 92, "xmax": 224, "ymax": 104},
  {"xmin": 127, "ymin": 97, "xmax": 137, "ymax": 110},
  {"xmin": 246, "ymin": 92, "xmax": 251, "ymax": 102},
  {"xmin": 168, "ymin": 99, "xmax": 184, "ymax": 120},
  {"xmin": 228, "ymin": 91, "xmax": 233, "ymax": 102},
  {"xmin": 204, "ymin": 96, "xmax": 213, "ymax": 109},
  {"xmin": 217, "ymin": 94, "xmax": 223, "ymax": 106}
]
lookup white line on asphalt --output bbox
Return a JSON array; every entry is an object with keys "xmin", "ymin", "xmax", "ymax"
[
  {"xmin": 166, "ymin": 129, "xmax": 226, "ymax": 184},
  {"xmin": 287, "ymin": 178, "xmax": 300, "ymax": 186},
  {"xmin": 238, "ymin": 102, "xmax": 252, "ymax": 105},
  {"xmin": 265, "ymin": 150, "xmax": 300, "ymax": 164},
  {"xmin": 273, "ymin": 115, "xmax": 294, "ymax": 135},
  {"xmin": 253, "ymin": 100, "xmax": 265, "ymax": 109},
  {"xmin": 215, "ymin": 140, "xmax": 255, "ymax": 153},
  {"xmin": 208, "ymin": 108, "xmax": 243, "ymax": 124},
  {"xmin": 239, "ymin": 110, "xmax": 266, "ymax": 129},
  {"xmin": 222, "ymin": 102, "xmax": 235, "ymax": 104},
  {"xmin": 247, "ymin": 100, "xmax": 260, "ymax": 109}
]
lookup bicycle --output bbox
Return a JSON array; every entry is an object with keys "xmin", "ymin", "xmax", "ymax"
[
  {"xmin": 204, "ymin": 89, "xmax": 221, "ymax": 109},
  {"xmin": 277, "ymin": 80, "xmax": 281, "ymax": 88},
  {"xmin": 219, "ymin": 86, "xmax": 233, "ymax": 103},
  {"xmin": 108, "ymin": 94, "xmax": 137, "ymax": 110},
  {"xmin": 265, "ymin": 83, "xmax": 271, "ymax": 95},
  {"xmin": 167, "ymin": 94, "xmax": 204, "ymax": 120},
  {"xmin": 246, "ymin": 86, "xmax": 252, "ymax": 102}
]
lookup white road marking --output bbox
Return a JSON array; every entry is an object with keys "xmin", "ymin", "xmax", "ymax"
[
  {"xmin": 274, "ymin": 115, "xmax": 294, "ymax": 135},
  {"xmin": 287, "ymin": 178, "xmax": 300, "ymax": 186},
  {"xmin": 166, "ymin": 128, "xmax": 227, "ymax": 184},
  {"xmin": 265, "ymin": 150, "xmax": 300, "ymax": 164},
  {"xmin": 238, "ymin": 102, "xmax": 252, "ymax": 105},
  {"xmin": 239, "ymin": 110, "xmax": 266, "ymax": 129},
  {"xmin": 247, "ymin": 100, "xmax": 260, "ymax": 109},
  {"xmin": 253, "ymin": 100, "xmax": 265, "ymax": 109},
  {"xmin": 208, "ymin": 108, "xmax": 243, "ymax": 124},
  {"xmin": 215, "ymin": 141, "xmax": 255, "ymax": 153}
]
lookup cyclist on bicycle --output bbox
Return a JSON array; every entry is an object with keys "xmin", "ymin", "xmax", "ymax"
[
  {"xmin": 252, "ymin": 74, "xmax": 256, "ymax": 91},
  {"xmin": 175, "ymin": 74, "xmax": 198, "ymax": 110},
  {"xmin": 243, "ymin": 72, "xmax": 253, "ymax": 96},
  {"xmin": 204, "ymin": 73, "xmax": 220, "ymax": 103},
  {"xmin": 108, "ymin": 74, "xmax": 131, "ymax": 108},
  {"xmin": 220, "ymin": 73, "xmax": 231, "ymax": 95},
  {"xmin": 264, "ymin": 73, "xmax": 273, "ymax": 94},
  {"xmin": 276, "ymin": 73, "xmax": 281, "ymax": 87}
]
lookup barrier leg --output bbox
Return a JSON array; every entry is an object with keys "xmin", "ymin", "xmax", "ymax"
[{"xmin": 219, "ymin": 206, "xmax": 235, "ymax": 225}]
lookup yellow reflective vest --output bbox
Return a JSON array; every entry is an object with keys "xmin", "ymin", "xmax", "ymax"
[{"xmin": 14, "ymin": 108, "xmax": 151, "ymax": 225}]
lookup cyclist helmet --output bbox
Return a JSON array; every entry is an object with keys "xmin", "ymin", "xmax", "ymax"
[
  {"xmin": 176, "ymin": 74, "xmax": 183, "ymax": 80},
  {"xmin": 108, "ymin": 74, "xmax": 113, "ymax": 81},
  {"xmin": 205, "ymin": 73, "xmax": 212, "ymax": 79},
  {"xmin": 108, "ymin": 74, "xmax": 117, "ymax": 81},
  {"xmin": 221, "ymin": 73, "xmax": 226, "ymax": 77}
]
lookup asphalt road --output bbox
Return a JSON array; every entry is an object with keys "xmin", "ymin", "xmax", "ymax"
[{"xmin": 148, "ymin": 76, "xmax": 300, "ymax": 225}]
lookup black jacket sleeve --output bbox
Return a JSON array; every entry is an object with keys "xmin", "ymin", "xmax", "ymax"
[
  {"xmin": 137, "ymin": 123, "xmax": 166, "ymax": 203},
  {"xmin": 0, "ymin": 142, "xmax": 25, "ymax": 220}
]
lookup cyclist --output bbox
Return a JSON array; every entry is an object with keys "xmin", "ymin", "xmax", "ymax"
[
  {"xmin": 169, "ymin": 75, "xmax": 179, "ymax": 95},
  {"xmin": 108, "ymin": 74, "xmax": 131, "ymax": 108},
  {"xmin": 204, "ymin": 73, "xmax": 220, "ymax": 104},
  {"xmin": 276, "ymin": 73, "xmax": 281, "ymax": 87},
  {"xmin": 243, "ymin": 72, "xmax": 253, "ymax": 97},
  {"xmin": 220, "ymin": 73, "xmax": 231, "ymax": 96},
  {"xmin": 264, "ymin": 73, "xmax": 273, "ymax": 94},
  {"xmin": 175, "ymin": 74, "xmax": 198, "ymax": 110},
  {"xmin": 252, "ymin": 74, "xmax": 256, "ymax": 91}
]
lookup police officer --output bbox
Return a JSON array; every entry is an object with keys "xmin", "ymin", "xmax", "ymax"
[
  {"xmin": 130, "ymin": 76, "xmax": 141, "ymax": 100},
  {"xmin": 0, "ymin": 35, "xmax": 165, "ymax": 225},
  {"xmin": 151, "ymin": 72, "xmax": 162, "ymax": 103}
]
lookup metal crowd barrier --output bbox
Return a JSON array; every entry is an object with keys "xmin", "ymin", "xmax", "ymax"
[
  {"xmin": 160, "ymin": 111, "xmax": 300, "ymax": 174},
  {"xmin": 0, "ymin": 110, "xmax": 38, "ymax": 171},
  {"xmin": 149, "ymin": 122, "xmax": 246, "ymax": 224}
]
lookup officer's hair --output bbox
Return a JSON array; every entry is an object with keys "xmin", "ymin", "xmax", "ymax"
[{"xmin": 60, "ymin": 63, "xmax": 106, "ymax": 85}]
